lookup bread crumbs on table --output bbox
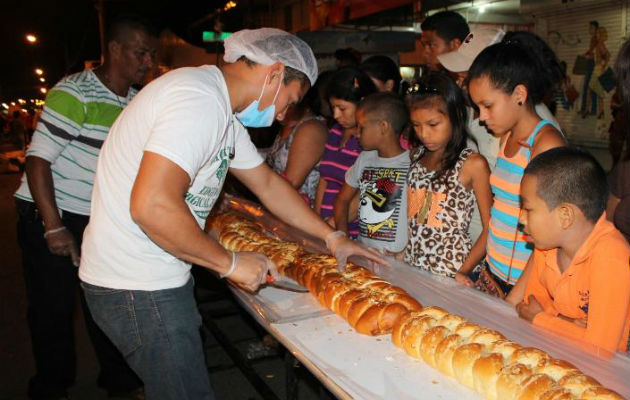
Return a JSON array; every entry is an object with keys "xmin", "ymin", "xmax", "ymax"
[{"xmin": 432, "ymin": 380, "xmax": 438, "ymax": 384}]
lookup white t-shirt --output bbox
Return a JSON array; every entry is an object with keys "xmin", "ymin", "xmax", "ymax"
[
  {"xmin": 79, "ymin": 66, "xmax": 263, "ymax": 290},
  {"xmin": 345, "ymin": 150, "xmax": 409, "ymax": 252}
]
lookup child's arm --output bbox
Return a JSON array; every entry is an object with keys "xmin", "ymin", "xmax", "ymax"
[
  {"xmin": 333, "ymin": 183, "xmax": 359, "ymax": 234},
  {"xmin": 314, "ymin": 177, "xmax": 327, "ymax": 216},
  {"xmin": 457, "ymin": 153, "xmax": 492, "ymax": 286},
  {"xmin": 506, "ymin": 257, "xmax": 534, "ymax": 306},
  {"xmin": 518, "ymin": 249, "xmax": 630, "ymax": 355}
]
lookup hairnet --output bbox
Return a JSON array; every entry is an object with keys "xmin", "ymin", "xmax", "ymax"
[{"xmin": 224, "ymin": 28, "xmax": 318, "ymax": 86}]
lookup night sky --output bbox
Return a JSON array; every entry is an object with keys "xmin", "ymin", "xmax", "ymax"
[{"xmin": 1, "ymin": 0, "xmax": 247, "ymax": 105}]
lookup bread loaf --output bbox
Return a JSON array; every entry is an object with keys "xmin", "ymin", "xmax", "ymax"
[
  {"xmin": 212, "ymin": 213, "xmax": 422, "ymax": 337},
  {"xmin": 212, "ymin": 213, "xmax": 625, "ymax": 400}
]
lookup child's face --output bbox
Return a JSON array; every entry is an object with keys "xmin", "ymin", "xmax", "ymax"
[
  {"xmin": 468, "ymin": 75, "xmax": 520, "ymax": 136},
  {"xmin": 330, "ymin": 97, "xmax": 358, "ymax": 129},
  {"xmin": 355, "ymin": 109, "xmax": 382, "ymax": 150},
  {"xmin": 410, "ymin": 106, "xmax": 452, "ymax": 153},
  {"xmin": 519, "ymin": 174, "xmax": 563, "ymax": 250}
]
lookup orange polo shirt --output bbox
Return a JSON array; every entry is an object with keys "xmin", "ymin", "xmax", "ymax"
[{"xmin": 524, "ymin": 214, "xmax": 630, "ymax": 356}]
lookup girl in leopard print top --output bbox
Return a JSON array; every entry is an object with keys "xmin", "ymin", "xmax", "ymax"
[{"xmin": 403, "ymin": 72, "xmax": 493, "ymax": 286}]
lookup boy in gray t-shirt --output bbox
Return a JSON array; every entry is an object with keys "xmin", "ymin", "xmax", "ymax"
[{"xmin": 333, "ymin": 93, "xmax": 409, "ymax": 253}]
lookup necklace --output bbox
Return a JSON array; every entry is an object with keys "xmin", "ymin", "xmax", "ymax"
[{"xmin": 96, "ymin": 69, "xmax": 127, "ymax": 108}]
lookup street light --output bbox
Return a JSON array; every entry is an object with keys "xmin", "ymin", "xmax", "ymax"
[
  {"xmin": 35, "ymin": 68, "xmax": 43, "ymax": 76},
  {"xmin": 40, "ymin": 87, "xmax": 47, "ymax": 94},
  {"xmin": 26, "ymin": 34, "xmax": 38, "ymax": 43},
  {"xmin": 39, "ymin": 77, "xmax": 46, "ymax": 83}
]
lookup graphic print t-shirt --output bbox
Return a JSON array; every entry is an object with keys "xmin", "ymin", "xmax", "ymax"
[{"xmin": 345, "ymin": 150, "xmax": 409, "ymax": 252}]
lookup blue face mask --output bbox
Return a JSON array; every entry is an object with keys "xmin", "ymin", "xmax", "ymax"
[{"xmin": 235, "ymin": 72, "xmax": 283, "ymax": 128}]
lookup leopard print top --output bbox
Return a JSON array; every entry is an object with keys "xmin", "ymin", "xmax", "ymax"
[{"xmin": 404, "ymin": 147, "xmax": 479, "ymax": 278}]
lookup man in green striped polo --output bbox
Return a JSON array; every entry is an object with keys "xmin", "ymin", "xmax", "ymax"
[{"xmin": 14, "ymin": 14, "xmax": 158, "ymax": 400}]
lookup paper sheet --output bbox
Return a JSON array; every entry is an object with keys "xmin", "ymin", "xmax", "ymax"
[{"xmin": 219, "ymin": 195, "xmax": 630, "ymax": 398}]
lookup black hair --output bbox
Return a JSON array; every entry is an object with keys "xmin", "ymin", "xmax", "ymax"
[
  {"xmin": 237, "ymin": 56, "xmax": 310, "ymax": 89},
  {"xmin": 420, "ymin": 11, "xmax": 470, "ymax": 42},
  {"xmin": 524, "ymin": 147, "xmax": 608, "ymax": 222},
  {"xmin": 406, "ymin": 71, "xmax": 469, "ymax": 180},
  {"xmin": 589, "ymin": 20, "xmax": 599, "ymax": 29},
  {"xmin": 106, "ymin": 14, "xmax": 159, "ymax": 45},
  {"xmin": 614, "ymin": 39, "xmax": 630, "ymax": 160},
  {"xmin": 360, "ymin": 56, "xmax": 402, "ymax": 93},
  {"xmin": 327, "ymin": 67, "xmax": 377, "ymax": 104},
  {"xmin": 334, "ymin": 48, "xmax": 361, "ymax": 67},
  {"xmin": 466, "ymin": 42, "xmax": 547, "ymax": 107},
  {"xmin": 502, "ymin": 31, "xmax": 565, "ymax": 98},
  {"xmin": 358, "ymin": 92, "xmax": 409, "ymax": 135},
  {"xmin": 307, "ymin": 70, "xmax": 335, "ymax": 121}
]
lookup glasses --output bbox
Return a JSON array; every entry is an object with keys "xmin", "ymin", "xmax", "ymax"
[{"xmin": 406, "ymin": 83, "xmax": 440, "ymax": 95}]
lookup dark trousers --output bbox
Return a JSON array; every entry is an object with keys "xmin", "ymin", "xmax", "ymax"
[{"xmin": 16, "ymin": 199, "xmax": 142, "ymax": 399}]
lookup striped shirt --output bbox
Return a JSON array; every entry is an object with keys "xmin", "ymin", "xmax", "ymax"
[
  {"xmin": 486, "ymin": 120, "xmax": 551, "ymax": 285},
  {"xmin": 14, "ymin": 70, "xmax": 136, "ymax": 215},
  {"xmin": 319, "ymin": 124, "xmax": 361, "ymax": 237}
]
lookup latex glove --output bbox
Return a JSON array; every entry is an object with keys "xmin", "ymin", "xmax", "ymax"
[
  {"xmin": 224, "ymin": 251, "xmax": 277, "ymax": 292},
  {"xmin": 325, "ymin": 231, "xmax": 388, "ymax": 271}
]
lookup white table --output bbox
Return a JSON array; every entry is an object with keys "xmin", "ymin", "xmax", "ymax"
[{"xmin": 221, "ymin": 197, "xmax": 630, "ymax": 399}]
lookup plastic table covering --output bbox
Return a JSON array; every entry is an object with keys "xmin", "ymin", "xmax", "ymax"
[{"xmin": 218, "ymin": 196, "xmax": 630, "ymax": 399}]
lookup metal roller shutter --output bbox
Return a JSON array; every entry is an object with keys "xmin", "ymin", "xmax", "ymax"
[{"xmin": 530, "ymin": 1, "xmax": 629, "ymax": 147}]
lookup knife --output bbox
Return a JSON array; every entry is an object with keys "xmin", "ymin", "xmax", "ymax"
[{"xmin": 265, "ymin": 274, "xmax": 309, "ymax": 293}]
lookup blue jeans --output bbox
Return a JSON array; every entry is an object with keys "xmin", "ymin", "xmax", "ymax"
[{"xmin": 81, "ymin": 278, "xmax": 214, "ymax": 400}]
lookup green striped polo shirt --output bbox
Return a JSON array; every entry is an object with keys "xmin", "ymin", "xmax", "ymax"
[{"xmin": 14, "ymin": 69, "xmax": 137, "ymax": 215}]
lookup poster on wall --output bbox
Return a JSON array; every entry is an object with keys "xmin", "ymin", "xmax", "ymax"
[{"xmin": 539, "ymin": 2, "xmax": 628, "ymax": 165}]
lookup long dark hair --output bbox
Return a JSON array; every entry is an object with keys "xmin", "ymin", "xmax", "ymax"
[
  {"xmin": 407, "ymin": 71, "xmax": 469, "ymax": 180},
  {"xmin": 466, "ymin": 41, "xmax": 547, "ymax": 107},
  {"xmin": 614, "ymin": 39, "xmax": 630, "ymax": 160},
  {"xmin": 360, "ymin": 55, "xmax": 402, "ymax": 93},
  {"xmin": 327, "ymin": 66, "xmax": 378, "ymax": 104},
  {"xmin": 502, "ymin": 31, "xmax": 565, "ymax": 99}
]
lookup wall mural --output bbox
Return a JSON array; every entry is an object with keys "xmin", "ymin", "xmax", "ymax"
[{"xmin": 549, "ymin": 20, "xmax": 625, "ymax": 165}]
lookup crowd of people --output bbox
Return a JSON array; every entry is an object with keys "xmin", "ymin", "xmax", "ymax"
[
  {"xmin": 264, "ymin": 10, "xmax": 630, "ymax": 358},
  {"xmin": 11, "ymin": 9, "xmax": 630, "ymax": 400}
]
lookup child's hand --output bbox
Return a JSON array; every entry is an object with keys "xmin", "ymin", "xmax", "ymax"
[
  {"xmin": 557, "ymin": 314, "xmax": 587, "ymax": 328},
  {"xmin": 516, "ymin": 295, "xmax": 543, "ymax": 322},
  {"xmin": 455, "ymin": 272, "xmax": 474, "ymax": 287}
]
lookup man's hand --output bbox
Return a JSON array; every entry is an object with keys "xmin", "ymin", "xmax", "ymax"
[
  {"xmin": 227, "ymin": 251, "xmax": 277, "ymax": 292},
  {"xmin": 326, "ymin": 231, "xmax": 387, "ymax": 271},
  {"xmin": 516, "ymin": 295, "xmax": 543, "ymax": 322},
  {"xmin": 45, "ymin": 228, "xmax": 80, "ymax": 267},
  {"xmin": 455, "ymin": 272, "xmax": 474, "ymax": 287}
]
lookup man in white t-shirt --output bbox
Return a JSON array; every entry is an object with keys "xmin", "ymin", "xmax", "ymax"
[{"xmin": 79, "ymin": 28, "xmax": 384, "ymax": 399}]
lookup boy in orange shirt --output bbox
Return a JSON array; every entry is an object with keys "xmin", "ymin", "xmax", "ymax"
[{"xmin": 516, "ymin": 147, "xmax": 630, "ymax": 356}]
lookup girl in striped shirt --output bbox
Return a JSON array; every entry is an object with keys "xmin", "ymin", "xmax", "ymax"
[
  {"xmin": 467, "ymin": 41, "xmax": 566, "ymax": 299},
  {"xmin": 314, "ymin": 67, "xmax": 377, "ymax": 238}
]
